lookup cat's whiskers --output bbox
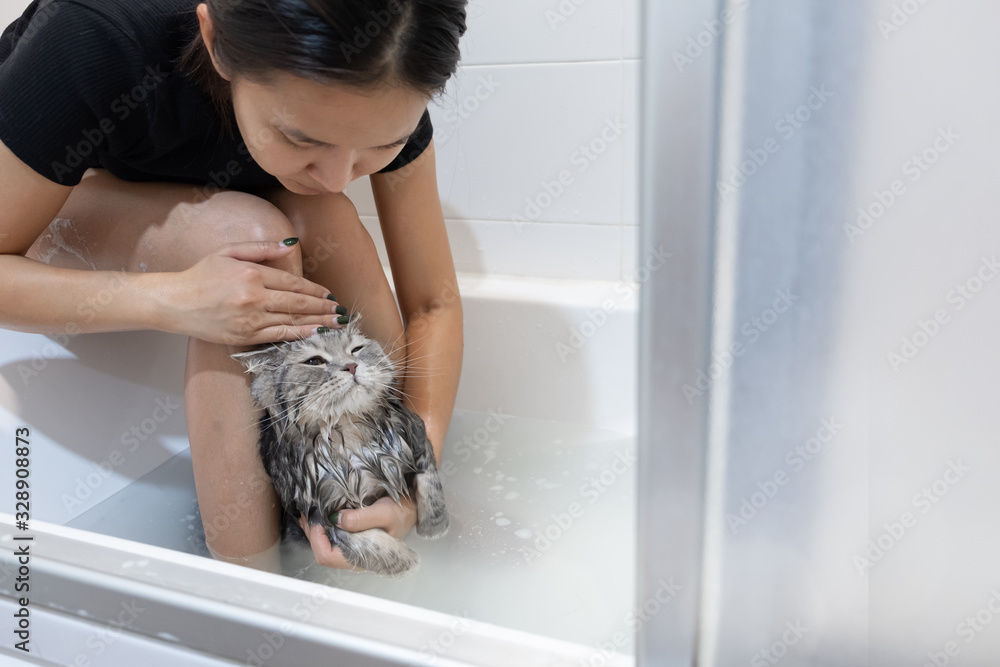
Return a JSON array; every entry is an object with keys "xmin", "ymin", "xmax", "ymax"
[
  {"xmin": 259, "ymin": 388, "xmax": 324, "ymax": 436},
  {"xmin": 389, "ymin": 369, "xmax": 442, "ymax": 377},
  {"xmin": 382, "ymin": 385, "xmax": 417, "ymax": 402},
  {"xmin": 256, "ymin": 385, "xmax": 314, "ymax": 416}
]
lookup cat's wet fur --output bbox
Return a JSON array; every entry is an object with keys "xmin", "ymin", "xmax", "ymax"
[{"xmin": 232, "ymin": 318, "xmax": 449, "ymax": 577}]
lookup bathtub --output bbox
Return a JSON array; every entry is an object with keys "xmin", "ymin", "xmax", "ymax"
[{"xmin": 0, "ymin": 270, "xmax": 637, "ymax": 666}]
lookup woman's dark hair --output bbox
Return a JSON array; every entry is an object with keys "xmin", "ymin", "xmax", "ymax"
[{"xmin": 180, "ymin": 0, "xmax": 468, "ymax": 120}]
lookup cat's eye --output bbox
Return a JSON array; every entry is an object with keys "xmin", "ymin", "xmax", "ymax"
[
  {"xmin": 351, "ymin": 345, "xmax": 364, "ymax": 354},
  {"xmin": 302, "ymin": 356, "xmax": 327, "ymax": 366}
]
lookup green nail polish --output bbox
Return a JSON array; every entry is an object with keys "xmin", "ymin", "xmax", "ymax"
[
  {"xmin": 328, "ymin": 512, "xmax": 340, "ymax": 525},
  {"xmin": 335, "ymin": 305, "xmax": 348, "ymax": 316},
  {"xmin": 316, "ymin": 326, "xmax": 330, "ymax": 334},
  {"xmin": 283, "ymin": 237, "xmax": 299, "ymax": 246},
  {"xmin": 337, "ymin": 315, "xmax": 349, "ymax": 325},
  {"xmin": 326, "ymin": 294, "xmax": 337, "ymax": 301}
]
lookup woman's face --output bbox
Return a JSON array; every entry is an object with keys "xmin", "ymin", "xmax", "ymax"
[{"xmin": 230, "ymin": 74, "xmax": 429, "ymax": 195}]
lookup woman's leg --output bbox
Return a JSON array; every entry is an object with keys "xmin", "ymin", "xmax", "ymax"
[
  {"xmin": 266, "ymin": 189, "xmax": 406, "ymax": 367},
  {"xmin": 184, "ymin": 337, "xmax": 283, "ymax": 571},
  {"xmin": 26, "ymin": 170, "xmax": 315, "ymax": 572}
]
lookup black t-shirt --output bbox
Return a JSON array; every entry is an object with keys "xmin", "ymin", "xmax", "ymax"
[{"xmin": 0, "ymin": 0, "xmax": 433, "ymax": 190}]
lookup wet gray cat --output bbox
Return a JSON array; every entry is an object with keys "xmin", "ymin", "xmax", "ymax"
[{"xmin": 231, "ymin": 320, "xmax": 449, "ymax": 576}]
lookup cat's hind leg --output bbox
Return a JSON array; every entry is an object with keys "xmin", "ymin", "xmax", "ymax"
[
  {"xmin": 414, "ymin": 471, "xmax": 449, "ymax": 538},
  {"xmin": 331, "ymin": 526, "xmax": 419, "ymax": 577}
]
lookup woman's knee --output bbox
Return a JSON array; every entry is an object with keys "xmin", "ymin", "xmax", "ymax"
[
  {"xmin": 36, "ymin": 171, "xmax": 306, "ymax": 274},
  {"xmin": 191, "ymin": 191, "xmax": 297, "ymax": 244},
  {"xmin": 184, "ymin": 190, "xmax": 303, "ymax": 274}
]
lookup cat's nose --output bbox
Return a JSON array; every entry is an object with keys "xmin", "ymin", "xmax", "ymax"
[{"xmin": 343, "ymin": 363, "xmax": 358, "ymax": 376}]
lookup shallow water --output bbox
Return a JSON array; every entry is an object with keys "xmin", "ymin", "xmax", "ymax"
[{"xmin": 68, "ymin": 409, "xmax": 636, "ymax": 654}]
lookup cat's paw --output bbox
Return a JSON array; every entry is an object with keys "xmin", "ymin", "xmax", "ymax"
[
  {"xmin": 416, "ymin": 509, "xmax": 449, "ymax": 539},
  {"xmin": 414, "ymin": 472, "xmax": 449, "ymax": 539},
  {"xmin": 334, "ymin": 527, "xmax": 420, "ymax": 577},
  {"xmin": 375, "ymin": 543, "xmax": 420, "ymax": 577}
]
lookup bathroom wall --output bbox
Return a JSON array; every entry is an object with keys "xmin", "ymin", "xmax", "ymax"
[
  {"xmin": 0, "ymin": 2, "xmax": 24, "ymax": 33},
  {"xmin": 347, "ymin": 0, "xmax": 642, "ymax": 282}
]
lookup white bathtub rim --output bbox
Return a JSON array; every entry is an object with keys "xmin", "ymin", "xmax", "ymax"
[{"xmin": 0, "ymin": 514, "xmax": 633, "ymax": 667}]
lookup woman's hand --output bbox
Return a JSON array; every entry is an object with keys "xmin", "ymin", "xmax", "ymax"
[
  {"xmin": 297, "ymin": 496, "xmax": 418, "ymax": 571},
  {"xmin": 162, "ymin": 240, "xmax": 344, "ymax": 345}
]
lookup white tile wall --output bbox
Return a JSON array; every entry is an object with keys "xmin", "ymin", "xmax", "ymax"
[
  {"xmin": 350, "ymin": 0, "xmax": 642, "ymax": 281},
  {"xmin": 0, "ymin": 1, "xmax": 27, "ymax": 32},
  {"xmin": 460, "ymin": 0, "xmax": 625, "ymax": 65}
]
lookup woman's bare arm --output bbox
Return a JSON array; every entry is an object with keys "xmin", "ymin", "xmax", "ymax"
[
  {"xmin": 0, "ymin": 137, "xmax": 160, "ymax": 334},
  {"xmin": 370, "ymin": 139, "xmax": 463, "ymax": 465},
  {"xmin": 0, "ymin": 139, "xmax": 336, "ymax": 343}
]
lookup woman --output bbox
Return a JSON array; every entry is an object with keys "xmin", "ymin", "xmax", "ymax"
[{"xmin": 0, "ymin": 0, "xmax": 466, "ymax": 572}]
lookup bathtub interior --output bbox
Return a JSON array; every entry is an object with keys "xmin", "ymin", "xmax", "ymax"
[
  {"xmin": 0, "ymin": 272, "xmax": 637, "ymax": 659},
  {"xmin": 66, "ymin": 411, "xmax": 635, "ymax": 652}
]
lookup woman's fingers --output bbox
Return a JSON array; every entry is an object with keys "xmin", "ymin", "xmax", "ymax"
[
  {"xmin": 298, "ymin": 514, "xmax": 366, "ymax": 572},
  {"xmin": 241, "ymin": 304, "xmax": 350, "ymax": 343},
  {"xmin": 259, "ymin": 286, "xmax": 347, "ymax": 319},
  {"xmin": 212, "ymin": 240, "xmax": 332, "ymax": 302},
  {"xmin": 181, "ymin": 239, "xmax": 352, "ymax": 345},
  {"xmin": 225, "ymin": 247, "xmax": 351, "ymax": 340},
  {"xmin": 250, "ymin": 324, "xmax": 332, "ymax": 344},
  {"xmin": 337, "ymin": 496, "xmax": 416, "ymax": 539},
  {"xmin": 219, "ymin": 239, "xmax": 302, "ymax": 264},
  {"xmin": 221, "ymin": 239, "xmax": 341, "ymax": 310},
  {"xmin": 253, "ymin": 264, "xmax": 352, "ymax": 329},
  {"xmin": 257, "ymin": 262, "xmax": 336, "ymax": 302}
]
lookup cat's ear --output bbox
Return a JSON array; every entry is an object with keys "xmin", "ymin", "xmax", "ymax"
[{"xmin": 231, "ymin": 346, "xmax": 282, "ymax": 375}]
